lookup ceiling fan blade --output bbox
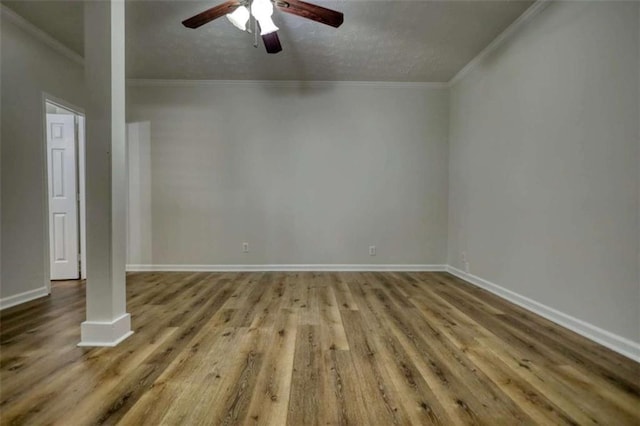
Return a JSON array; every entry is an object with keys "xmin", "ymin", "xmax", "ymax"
[
  {"xmin": 182, "ymin": 1, "xmax": 241, "ymax": 29},
  {"xmin": 274, "ymin": 0, "xmax": 344, "ymax": 28},
  {"xmin": 262, "ymin": 32, "xmax": 283, "ymax": 54}
]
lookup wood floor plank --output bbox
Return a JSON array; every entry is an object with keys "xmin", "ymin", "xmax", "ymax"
[
  {"xmin": 245, "ymin": 308, "xmax": 298, "ymax": 425},
  {"xmin": 298, "ymin": 273, "xmax": 320, "ymax": 325},
  {"xmin": 411, "ymin": 288, "xmax": 640, "ymax": 424},
  {"xmin": 439, "ymin": 273, "xmax": 639, "ymax": 377},
  {"xmin": 249, "ymin": 273, "xmax": 285, "ymax": 331},
  {"xmin": 340, "ymin": 309, "xmax": 415, "ymax": 425},
  {"xmin": 365, "ymin": 320, "xmax": 453, "ymax": 425},
  {"xmin": 287, "ymin": 324, "xmax": 328, "ymax": 426},
  {"xmin": 331, "ymin": 272, "xmax": 359, "ymax": 311},
  {"xmin": 0, "ymin": 271, "xmax": 638, "ymax": 426},
  {"xmin": 426, "ymin": 272, "xmax": 640, "ymax": 389},
  {"xmin": 424, "ymin": 274, "xmax": 640, "ymax": 405},
  {"xmin": 47, "ymin": 327, "xmax": 180, "ymax": 426},
  {"xmin": 157, "ymin": 326, "xmax": 250, "ymax": 425},
  {"xmin": 200, "ymin": 327, "xmax": 267, "ymax": 426},
  {"xmin": 351, "ymin": 279, "xmax": 533, "ymax": 424},
  {"xmin": 317, "ymin": 285, "xmax": 349, "ymax": 351}
]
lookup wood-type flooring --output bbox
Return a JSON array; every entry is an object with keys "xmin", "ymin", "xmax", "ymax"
[{"xmin": 1, "ymin": 272, "xmax": 638, "ymax": 425}]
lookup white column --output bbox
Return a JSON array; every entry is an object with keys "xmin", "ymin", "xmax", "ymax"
[{"xmin": 79, "ymin": 0, "xmax": 132, "ymax": 346}]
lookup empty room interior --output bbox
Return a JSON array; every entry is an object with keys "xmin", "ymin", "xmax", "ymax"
[{"xmin": 1, "ymin": 0, "xmax": 639, "ymax": 424}]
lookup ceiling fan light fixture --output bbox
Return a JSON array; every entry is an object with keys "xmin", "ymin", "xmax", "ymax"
[
  {"xmin": 257, "ymin": 16, "xmax": 279, "ymax": 35},
  {"xmin": 182, "ymin": 0, "xmax": 344, "ymax": 54},
  {"xmin": 226, "ymin": 6, "xmax": 250, "ymax": 31},
  {"xmin": 251, "ymin": 0, "xmax": 279, "ymax": 35}
]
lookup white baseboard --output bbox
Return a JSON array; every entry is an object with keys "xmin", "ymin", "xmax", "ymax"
[
  {"xmin": 78, "ymin": 313, "xmax": 133, "ymax": 347},
  {"xmin": 0, "ymin": 286, "xmax": 49, "ymax": 310},
  {"xmin": 126, "ymin": 264, "xmax": 446, "ymax": 272},
  {"xmin": 446, "ymin": 266, "xmax": 640, "ymax": 363}
]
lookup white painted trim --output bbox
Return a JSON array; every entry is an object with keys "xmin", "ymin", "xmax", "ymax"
[
  {"xmin": 127, "ymin": 264, "xmax": 446, "ymax": 272},
  {"xmin": 41, "ymin": 94, "xmax": 52, "ymax": 293},
  {"xmin": 43, "ymin": 94, "xmax": 86, "ymax": 116},
  {"xmin": 448, "ymin": 0, "xmax": 551, "ymax": 87},
  {"xmin": 78, "ymin": 115, "xmax": 87, "ymax": 280},
  {"xmin": 42, "ymin": 94, "xmax": 86, "ymax": 288},
  {"xmin": 446, "ymin": 266, "xmax": 640, "ymax": 363},
  {"xmin": 0, "ymin": 286, "xmax": 49, "ymax": 311},
  {"xmin": 126, "ymin": 79, "xmax": 449, "ymax": 90},
  {"xmin": 0, "ymin": 5, "xmax": 84, "ymax": 66},
  {"xmin": 78, "ymin": 313, "xmax": 133, "ymax": 347}
]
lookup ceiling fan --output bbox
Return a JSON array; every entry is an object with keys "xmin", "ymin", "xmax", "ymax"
[{"xmin": 182, "ymin": 0, "xmax": 344, "ymax": 54}]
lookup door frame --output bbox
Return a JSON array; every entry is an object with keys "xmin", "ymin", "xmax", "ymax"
[{"xmin": 42, "ymin": 93, "xmax": 87, "ymax": 292}]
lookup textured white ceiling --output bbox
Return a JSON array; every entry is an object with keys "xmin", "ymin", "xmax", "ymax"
[{"xmin": 3, "ymin": 0, "xmax": 535, "ymax": 82}]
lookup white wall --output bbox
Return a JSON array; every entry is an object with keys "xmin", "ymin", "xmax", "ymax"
[
  {"xmin": 127, "ymin": 121, "xmax": 152, "ymax": 265},
  {"xmin": 0, "ymin": 11, "xmax": 85, "ymax": 301},
  {"xmin": 127, "ymin": 82, "xmax": 450, "ymax": 266},
  {"xmin": 448, "ymin": 1, "xmax": 639, "ymax": 342}
]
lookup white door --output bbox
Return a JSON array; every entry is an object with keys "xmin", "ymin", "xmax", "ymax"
[{"xmin": 47, "ymin": 114, "xmax": 79, "ymax": 280}]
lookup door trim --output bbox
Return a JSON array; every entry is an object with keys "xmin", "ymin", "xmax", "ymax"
[{"xmin": 42, "ymin": 93, "xmax": 86, "ymax": 291}]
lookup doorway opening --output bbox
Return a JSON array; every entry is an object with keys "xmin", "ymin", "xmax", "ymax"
[{"xmin": 44, "ymin": 97, "xmax": 86, "ymax": 286}]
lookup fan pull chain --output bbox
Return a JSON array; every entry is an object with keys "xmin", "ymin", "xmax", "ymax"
[{"xmin": 252, "ymin": 0, "xmax": 259, "ymax": 48}]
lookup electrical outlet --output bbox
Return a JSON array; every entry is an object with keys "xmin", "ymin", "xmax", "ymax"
[
  {"xmin": 461, "ymin": 251, "xmax": 467, "ymax": 263},
  {"xmin": 242, "ymin": 242, "xmax": 249, "ymax": 253},
  {"xmin": 369, "ymin": 246, "xmax": 376, "ymax": 256}
]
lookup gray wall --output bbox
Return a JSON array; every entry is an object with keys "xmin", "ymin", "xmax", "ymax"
[
  {"xmin": 127, "ymin": 83, "xmax": 450, "ymax": 265},
  {"xmin": 0, "ymin": 13, "xmax": 85, "ymax": 299},
  {"xmin": 126, "ymin": 121, "xmax": 152, "ymax": 266},
  {"xmin": 448, "ymin": 1, "xmax": 639, "ymax": 341}
]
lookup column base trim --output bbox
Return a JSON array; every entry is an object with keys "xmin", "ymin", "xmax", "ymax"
[{"xmin": 78, "ymin": 313, "xmax": 133, "ymax": 347}]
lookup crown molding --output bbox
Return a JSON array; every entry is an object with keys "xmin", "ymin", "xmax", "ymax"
[
  {"xmin": 0, "ymin": 5, "xmax": 84, "ymax": 66},
  {"xmin": 448, "ymin": 0, "xmax": 551, "ymax": 87},
  {"xmin": 127, "ymin": 79, "xmax": 449, "ymax": 90}
]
